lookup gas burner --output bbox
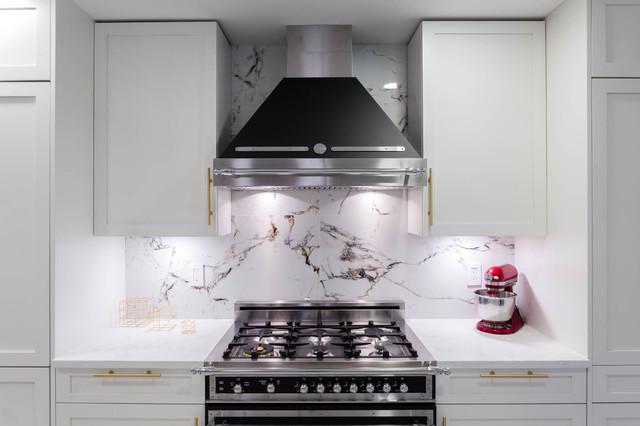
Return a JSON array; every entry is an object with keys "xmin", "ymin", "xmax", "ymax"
[
  {"xmin": 362, "ymin": 328, "xmax": 390, "ymax": 341},
  {"xmin": 312, "ymin": 345, "xmax": 329, "ymax": 355},
  {"xmin": 242, "ymin": 343, "xmax": 275, "ymax": 358}
]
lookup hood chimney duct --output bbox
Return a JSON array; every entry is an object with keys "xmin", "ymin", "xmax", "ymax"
[{"xmin": 286, "ymin": 25, "xmax": 353, "ymax": 78}]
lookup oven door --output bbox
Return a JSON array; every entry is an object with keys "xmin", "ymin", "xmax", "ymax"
[{"xmin": 207, "ymin": 403, "xmax": 435, "ymax": 425}]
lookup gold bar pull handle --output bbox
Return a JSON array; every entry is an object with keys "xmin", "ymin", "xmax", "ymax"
[
  {"xmin": 93, "ymin": 370, "xmax": 162, "ymax": 378},
  {"xmin": 194, "ymin": 417, "xmax": 198, "ymax": 426},
  {"xmin": 207, "ymin": 168, "xmax": 213, "ymax": 226},
  {"xmin": 443, "ymin": 416, "xmax": 446, "ymax": 426},
  {"xmin": 427, "ymin": 168, "xmax": 433, "ymax": 226},
  {"xmin": 480, "ymin": 370, "xmax": 549, "ymax": 378}
]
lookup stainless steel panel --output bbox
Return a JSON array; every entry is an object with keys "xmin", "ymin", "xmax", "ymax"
[{"xmin": 212, "ymin": 158, "xmax": 428, "ymax": 188}]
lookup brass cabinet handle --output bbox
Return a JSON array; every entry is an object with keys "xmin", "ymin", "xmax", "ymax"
[
  {"xmin": 442, "ymin": 416, "xmax": 446, "ymax": 426},
  {"xmin": 93, "ymin": 370, "xmax": 162, "ymax": 378},
  {"xmin": 427, "ymin": 167, "xmax": 433, "ymax": 226},
  {"xmin": 194, "ymin": 417, "xmax": 198, "ymax": 426},
  {"xmin": 207, "ymin": 168, "xmax": 213, "ymax": 226},
  {"xmin": 480, "ymin": 370, "xmax": 549, "ymax": 378}
]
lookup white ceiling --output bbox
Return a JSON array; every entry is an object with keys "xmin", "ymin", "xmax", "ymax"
[{"xmin": 73, "ymin": 0, "xmax": 565, "ymax": 44}]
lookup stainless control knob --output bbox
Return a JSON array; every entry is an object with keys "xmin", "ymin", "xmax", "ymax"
[
  {"xmin": 233, "ymin": 384, "xmax": 242, "ymax": 394},
  {"xmin": 365, "ymin": 383, "xmax": 375, "ymax": 393},
  {"xmin": 316, "ymin": 383, "xmax": 325, "ymax": 393},
  {"xmin": 382, "ymin": 383, "xmax": 391, "ymax": 393},
  {"xmin": 266, "ymin": 383, "xmax": 275, "ymax": 393},
  {"xmin": 299, "ymin": 383, "xmax": 309, "ymax": 394},
  {"xmin": 349, "ymin": 383, "xmax": 358, "ymax": 393},
  {"xmin": 333, "ymin": 383, "xmax": 342, "ymax": 393},
  {"xmin": 399, "ymin": 383, "xmax": 409, "ymax": 393}
]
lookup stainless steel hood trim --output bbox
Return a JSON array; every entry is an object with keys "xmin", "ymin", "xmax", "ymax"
[{"xmin": 212, "ymin": 157, "xmax": 428, "ymax": 189}]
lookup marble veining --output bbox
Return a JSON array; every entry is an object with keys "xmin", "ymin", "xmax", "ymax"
[{"xmin": 126, "ymin": 190, "xmax": 514, "ymax": 319}]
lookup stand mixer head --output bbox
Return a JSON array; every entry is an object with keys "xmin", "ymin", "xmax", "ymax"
[{"xmin": 474, "ymin": 264, "xmax": 524, "ymax": 334}]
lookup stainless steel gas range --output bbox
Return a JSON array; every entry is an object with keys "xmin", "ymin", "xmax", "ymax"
[{"xmin": 193, "ymin": 301, "xmax": 450, "ymax": 425}]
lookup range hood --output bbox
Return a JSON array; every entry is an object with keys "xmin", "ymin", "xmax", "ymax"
[{"xmin": 213, "ymin": 25, "xmax": 427, "ymax": 189}]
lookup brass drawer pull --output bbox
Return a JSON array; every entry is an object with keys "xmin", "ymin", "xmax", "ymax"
[
  {"xmin": 93, "ymin": 370, "xmax": 162, "ymax": 378},
  {"xmin": 427, "ymin": 167, "xmax": 433, "ymax": 226},
  {"xmin": 480, "ymin": 370, "xmax": 549, "ymax": 378},
  {"xmin": 207, "ymin": 168, "xmax": 213, "ymax": 226}
]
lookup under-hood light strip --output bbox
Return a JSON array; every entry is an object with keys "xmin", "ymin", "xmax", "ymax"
[
  {"xmin": 235, "ymin": 146, "xmax": 310, "ymax": 152},
  {"xmin": 214, "ymin": 168, "xmax": 427, "ymax": 176},
  {"xmin": 331, "ymin": 146, "xmax": 405, "ymax": 152}
]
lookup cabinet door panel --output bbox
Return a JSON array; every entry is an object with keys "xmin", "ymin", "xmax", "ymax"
[
  {"xmin": 56, "ymin": 403, "xmax": 203, "ymax": 426},
  {"xmin": 592, "ymin": 403, "xmax": 640, "ymax": 425},
  {"xmin": 413, "ymin": 21, "xmax": 546, "ymax": 236},
  {"xmin": 592, "ymin": 0, "xmax": 640, "ymax": 77},
  {"xmin": 0, "ymin": 0, "xmax": 50, "ymax": 80},
  {"xmin": 438, "ymin": 404, "xmax": 586, "ymax": 425},
  {"xmin": 0, "ymin": 83, "xmax": 49, "ymax": 365},
  {"xmin": 94, "ymin": 22, "xmax": 229, "ymax": 236},
  {"xmin": 0, "ymin": 368, "xmax": 49, "ymax": 426},
  {"xmin": 592, "ymin": 79, "xmax": 640, "ymax": 364},
  {"xmin": 594, "ymin": 366, "xmax": 640, "ymax": 402}
]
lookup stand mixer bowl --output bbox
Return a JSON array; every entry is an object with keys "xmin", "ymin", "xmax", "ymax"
[{"xmin": 474, "ymin": 289, "xmax": 517, "ymax": 322}]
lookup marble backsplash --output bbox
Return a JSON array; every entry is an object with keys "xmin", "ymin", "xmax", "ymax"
[{"xmin": 125, "ymin": 45, "xmax": 515, "ymax": 319}]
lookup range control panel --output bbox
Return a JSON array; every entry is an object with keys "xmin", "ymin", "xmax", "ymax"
[{"xmin": 211, "ymin": 375, "xmax": 432, "ymax": 397}]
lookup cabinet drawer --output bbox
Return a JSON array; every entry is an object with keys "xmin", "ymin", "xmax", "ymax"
[
  {"xmin": 56, "ymin": 368, "xmax": 204, "ymax": 404},
  {"xmin": 56, "ymin": 403, "xmax": 203, "ymax": 426},
  {"xmin": 436, "ymin": 368, "xmax": 586, "ymax": 404},
  {"xmin": 593, "ymin": 366, "xmax": 640, "ymax": 402}
]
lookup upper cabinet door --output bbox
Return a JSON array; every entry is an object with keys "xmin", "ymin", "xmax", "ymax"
[
  {"xmin": 0, "ymin": 83, "xmax": 50, "ymax": 366},
  {"xmin": 94, "ymin": 22, "xmax": 231, "ymax": 236},
  {"xmin": 593, "ymin": 0, "xmax": 640, "ymax": 77},
  {"xmin": 408, "ymin": 22, "xmax": 546, "ymax": 236},
  {"xmin": 592, "ymin": 79, "xmax": 640, "ymax": 365},
  {"xmin": 0, "ymin": 0, "xmax": 50, "ymax": 81}
]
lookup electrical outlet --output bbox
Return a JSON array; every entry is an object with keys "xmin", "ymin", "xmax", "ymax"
[
  {"xmin": 192, "ymin": 265, "xmax": 204, "ymax": 286},
  {"xmin": 467, "ymin": 262, "xmax": 482, "ymax": 287}
]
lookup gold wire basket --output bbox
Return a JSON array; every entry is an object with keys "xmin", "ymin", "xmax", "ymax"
[
  {"xmin": 181, "ymin": 319, "xmax": 196, "ymax": 334},
  {"xmin": 119, "ymin": 297, "xmax": 153, "ymax": 327},
  {"xmin": 149, "ymin": 304, "xmax": 177, "ymax": 331}
]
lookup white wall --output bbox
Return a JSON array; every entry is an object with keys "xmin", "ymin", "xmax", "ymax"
[
  {"xmin": 53, "ymin": 0, "xmax": 125, "ymax": 355},
  {"xmin": 516, "ymin": 0, "xmax": 589, "ymax": 356}
]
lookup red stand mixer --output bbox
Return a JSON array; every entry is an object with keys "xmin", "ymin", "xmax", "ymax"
[{"xmin": 474, "ymin": 264, "xmax": 524, "ymax": 334}]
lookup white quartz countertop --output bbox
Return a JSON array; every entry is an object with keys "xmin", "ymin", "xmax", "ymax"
[
  {"xmin": 52, "ymin": 319, "xmax": 233, "ymax": 369},
  {"xmin": 407, "ymin": 319, "xmax": 590, "ymax": 368},
  {"xmin": 52, "ymin": 319, "xmax": 590, "ymax": 369}
]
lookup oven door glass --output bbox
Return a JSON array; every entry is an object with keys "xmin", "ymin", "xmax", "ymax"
[{"xmin": 207, "ymin": 403, "xmax": 435, "ymax": 426}]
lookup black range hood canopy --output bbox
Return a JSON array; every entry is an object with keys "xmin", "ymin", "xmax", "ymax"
[{"xmin": 213, "ymin": 25, "xmax": 427, "ymax": 189}]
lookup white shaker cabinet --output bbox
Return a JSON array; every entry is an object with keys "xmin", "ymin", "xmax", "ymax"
[
  {"xmin": 592, "ymin": 79, "xmax": 640, "ymax": 365},
  {"xmin": 94, "ymin": 22, "xmax": 231, "ymax": 236},
  {"xmin": 407, "ymin": 21, "xmax": 546, "ymax": 236},
  {"xmin": 592, "ymin": 0, "xmax": 640, "ymax": 77},
  {"xmin": 592, "ymin": 404, "xmax": 640, "ymax": 425},
  {"xmin": 56, "ymin": 403, "xmax": 203, "ymax": 426},
  {"xmin": 0, "ymin": 368, "xmax": 49, "ymax": 426},
  {"xmin": 0, "ymin": 82, "xmax": 50, "ymax": 366},
  {"xmin": 0, "ymin": 0, "xmax": 50, "ymax": 81},
  {"xmin": 436, "ymin": 367, "xmax": 587, "ymax": 425},
  {"xmin": 438, "ymin": 404, "xmax": 586, "ymax": 426}
]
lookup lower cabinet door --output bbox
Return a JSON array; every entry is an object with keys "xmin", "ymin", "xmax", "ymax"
[
  {"xmin": 592, "ymin": 403, "xmax": 640, "ymax": 425},
  {"xmin": 0, "ymin": 368, "xmax": 49, "ymax": 426},
  {"xmin": 56, "ymin": 403, "xmax": 203, "ymax": 426},
  {"xmin": 438, "ymin": 404, "xmax": 586, "ymax": 425}
]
